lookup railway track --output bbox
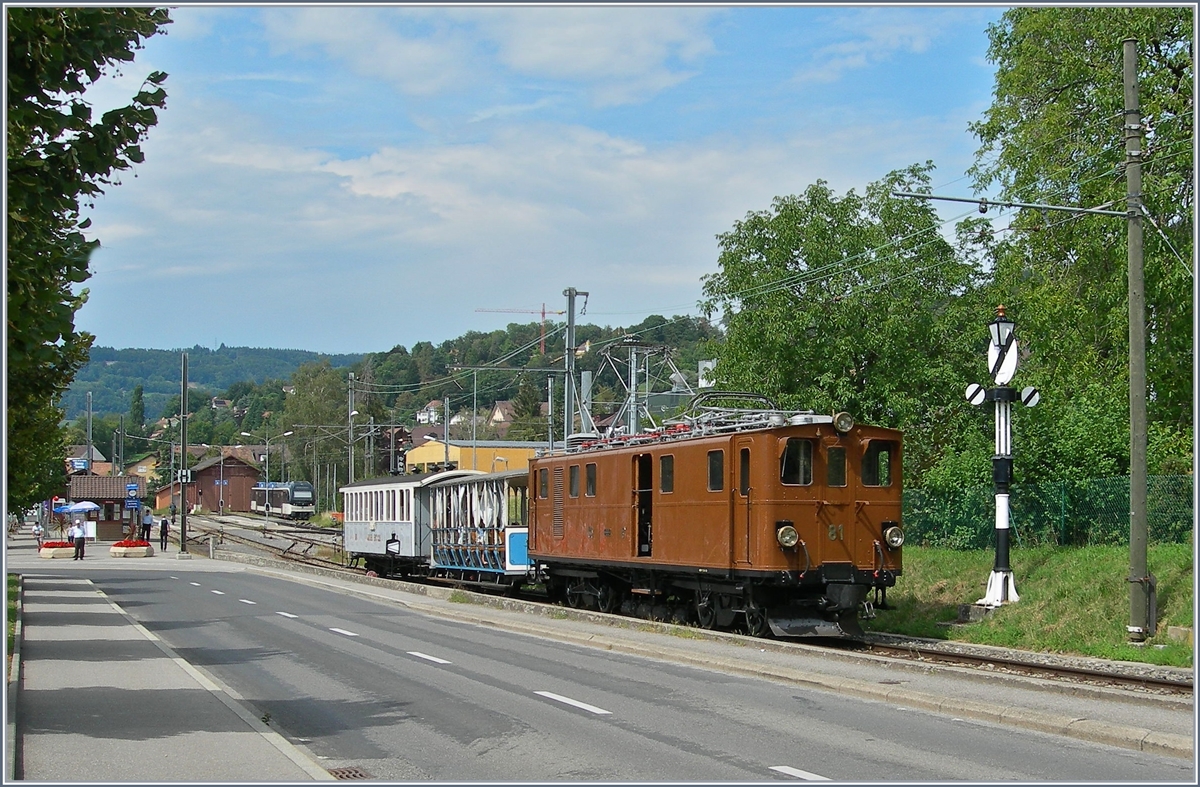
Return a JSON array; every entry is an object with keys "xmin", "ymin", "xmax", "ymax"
[
  {"xmin": 190, "ymin": 514, "xmax": 1193, "ymax": 698},
  {"xmin": 853, "ymin": 636, "xmax": 1193, "ymax": 697}
]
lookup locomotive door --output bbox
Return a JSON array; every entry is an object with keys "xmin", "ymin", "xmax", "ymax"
[
  {"xmin": 634, "ymin": 453, "xmax": 653, "ymax": 557},
  {"xmin": 733, "ymin": 438, "xmax": 752, "ymax": 566},
  {"xmin": 821, "ymin": 438, "xmax": 855, "ymax": 564}
]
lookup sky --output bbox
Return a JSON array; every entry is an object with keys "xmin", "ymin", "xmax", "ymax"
[{"xmin": 74, "ymin": 3, "xmax": 1008, "ymax": 356}]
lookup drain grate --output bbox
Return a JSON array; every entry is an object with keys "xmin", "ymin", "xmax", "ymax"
[{"xmin": 328, "ymin": 766, "xmax": 373, "ymax": 780}]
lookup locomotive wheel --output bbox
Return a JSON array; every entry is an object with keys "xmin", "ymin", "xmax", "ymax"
[
  {"xmin": 596, "ymin": 581, "xmax": 620, "ymax": 614},
  {"xmin": 565, "ymin": 578, "xmax": 586, "ymax": 609},
  {"xmin": 694, "ymin": 590, "xmax": 718, "ymax": 630},
  {"xmin": 743, "ymin": 601, "xmax": 771, "ymax": 638}
]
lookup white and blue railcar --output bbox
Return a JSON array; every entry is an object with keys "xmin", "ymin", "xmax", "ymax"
[
  {"xmin": 426, "ymin": 468, "xmax": 531, "ymax": 587},
  {"xmin": 340, "ymin": 470, "xmax": 478, "ymax": 576}
]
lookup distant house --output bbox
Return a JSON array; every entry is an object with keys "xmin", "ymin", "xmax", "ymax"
[
  {"xmin": 416, "ymin": 400, "xmax": 442, "ymax": 424},
  {"xmin": 154, "ymin": 451, "xmax": 259, "ymax": 514},
  {"xmin": 65, "ymin": 444, "xmax": 108, "ymax": 474},
  {"xmin": 210, "ymin": 398, "xmax": 232, "ymax": 410},
  {"xmin": 123, "ymin": 453, "xmax": 161, "ymax": 482}
]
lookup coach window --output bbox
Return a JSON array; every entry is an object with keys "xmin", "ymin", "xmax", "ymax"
[
  {"xmin": 827, "ymin": 446, "xmax": 847, "ymax": 487},
  {"xmin": 660, "ymin": 455, "xmax": 674, "ymax": 493},
  {"xmin": 862, "ymin": 440, "xmax": 895, "ymax": 487},
  {"xmin": 780, "ymin": 438, "xmax": 813, "ymax": 485},
  {"xmin": 586, "ymin": 463, "xmax": 597, "ymax": 496},
  {"xmin": 539, "ymin": 468, "xmax": 549, "ymax": 499},
  {"xmin": 707, "ymin": 450, "xmax": 724, "ymax": 492},
  {"xmin": 569, "ymin": 465, "xmax": 580, "ymax": 497}
]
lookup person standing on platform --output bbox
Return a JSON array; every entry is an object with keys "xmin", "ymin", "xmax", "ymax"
[
  {"xmin": 159, "ymin": 517, "xmax": 170, "ymax": 552},
  {"xmin": 141, "ymin": 506, "xmax": 154, "ymax": 541},
  {"xmin": 69, "ymin": 519, "xmax": 86, "ymax": 560}
]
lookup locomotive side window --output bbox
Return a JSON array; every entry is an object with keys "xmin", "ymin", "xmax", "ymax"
[
  {"xmin": 707, "ymin": 450, "xmax": 724, "ymax": 492},
  {"xmin": 739, "ymin": 448, "xmax": 750, "ymax": 496},
  {"xmin": 827, "ymin": 446, "xmax": 847, "ymax": 487},
  {"xmin": 586, "ymin": 463, "xmax": 597, "ymax": 496},
  {"xmin": 660, "ymin": 455, "xmax": 674, "ymax": 493},
  {"xmin": 569, "ymin": 465, "xmax": 580, "ymax": 497},
  {"xmin": 862, "ymin": 440, "xmax": 895, "ymax": 486},
  {"xmin": 780, "ymin": 438, "xmax": 813, "ymax": 485},
  {"xmin": 539, "ymin": 468, "xmax": 549, "ymax": 499}
]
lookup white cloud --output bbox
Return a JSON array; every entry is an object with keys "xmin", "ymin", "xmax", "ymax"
[
  {"xmin": 260, "ymin": 7, "xmax": 476, "ymax": 96},
  {"xmin": 792, "ymin": 8, "xmax": 952, "ymax": 85}
]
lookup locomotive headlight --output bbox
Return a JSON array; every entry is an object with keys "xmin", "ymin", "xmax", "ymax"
[
  {"xmin": 883, "ymin": 525, "xmax": 905, "ymax": 549},
  {"xmin": 776, "ymin": 524, "xmax": 800, "ymax": 549},
  {"xmin": 833, "ymin": 411, "xmax": 855, "ymax": 433}
]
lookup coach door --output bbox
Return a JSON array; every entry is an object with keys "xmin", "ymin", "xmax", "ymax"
[
  {"xmin": 634, "ymin": 453, "xmax": 653, "ymax": 556},
  {"xmin": 821, "ymin": 437, "xmax": 855, "ymax": 564},
  {"xmin": 733, "ymin": 438, "xmax": 753, "ymax": 566}
]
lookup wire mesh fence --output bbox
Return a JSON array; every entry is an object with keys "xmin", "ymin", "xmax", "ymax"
[{"xmin": 903, "ymin": 475, "xmax": 1194, "ymax": 549}]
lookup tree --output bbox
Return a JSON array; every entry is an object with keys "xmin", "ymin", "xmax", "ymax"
[
  {"xmin": 6, "ymin": 7, "xmax": 170, "ymax": 511},
  {"xmin": 969, "ymin": 7, "xmax": 1193, "ymax": 474},
  {"xmin": 700, "ymin": 165, "xmax": 985, "ymax": 485},
  {"xmin": 506, "ymin": 376, "xmax": 548, "ymax": 441}
]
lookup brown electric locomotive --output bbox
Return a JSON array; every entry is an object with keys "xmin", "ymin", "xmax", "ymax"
[{"xmin": 527, "ymin": 393, "xmax": 904, "ymax": 637}]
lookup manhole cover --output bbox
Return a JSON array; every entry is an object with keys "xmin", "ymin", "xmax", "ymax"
[{"xmin": 328, "ymin": 766, "xmax": 373, "ymax": 780}]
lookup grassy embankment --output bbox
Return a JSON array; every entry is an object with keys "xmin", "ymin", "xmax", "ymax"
[
  {"xmin": 866, "ymin": 544, "xmax": 1194, "ymax": 667},
  {"xmin": 6, "ymin": 573, "xmax": 17, "ymax": 681}
]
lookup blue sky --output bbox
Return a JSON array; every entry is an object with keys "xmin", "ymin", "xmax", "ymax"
[{"xmin": 76, "ymin": 4, "xmax": 1007, "ymax": 355}]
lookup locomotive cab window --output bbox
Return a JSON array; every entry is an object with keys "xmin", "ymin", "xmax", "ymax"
[
  {"xmin": 660, "ymin": 455, "xmax": 674, "ymax": 493},
  {"xmin": 538, "ymin": 468, "xmax": 549, "ymax": 499},
  {"xmin": 826, "ymin": 446, "xmax": 847, "ymax": 487},
  {"xmin": 707, "ymin": 450, "xmax": 724, "ymax": 492},
  {"xmin": 862, "ymin": 440, "xmax": 895, "ymax": 487},
  {"xmin": 586, "ymin": 463, "xmax": 597, "ymax": 496},
  {"xmin": 569, "ymin": 465, "xmax": 580, "ymax": 497},
  {"xmin": 780, "ymin": 438, "xmax": 813, "ymax": 485}
]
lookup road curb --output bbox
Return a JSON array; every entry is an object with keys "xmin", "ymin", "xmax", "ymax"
[
  {"xmin": 6, "ymin": 574, "xmax": 23, "ymax": 781},
  {"xmin": 218, "ymin": 550, "xmax": 1194, "ymax": 760}
]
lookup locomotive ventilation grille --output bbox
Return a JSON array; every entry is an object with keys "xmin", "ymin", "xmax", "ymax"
[{"xmin": 328, "ymin": 766, "xmax": 373, "ymax": 780}]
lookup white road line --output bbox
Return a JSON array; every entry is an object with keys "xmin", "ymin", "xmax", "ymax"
[
  {"xmin": 189, "ymin": 582, "xmax": 201, "ymax": 586},
  {"xmin": 534, "ymin": 691, "xmax": 612, "ymax": 715},
  {"xmin": 329, "ymin": 628, "xmax": 359, "ymax": 637},
  {"xmin": 211, "ymin": 590, "xmax": 225, "ymax": 595},
  {"xmin": 170, "ymin": 576, "xmax": 179, "ymax": 580},
  {"xmin": 239, "ymin": 599, "xmax": 257, "ymax": 605},
  {"xmin": 769, "ymin": 766, "xmax": 830, "ymax": 781},
  {"xmin": 275, "ymin": 612, "xmax": 299, "ymax": 619},
  {"xmin": 407, "ymin": 651, "xmax": 451, "ymax": 665}
]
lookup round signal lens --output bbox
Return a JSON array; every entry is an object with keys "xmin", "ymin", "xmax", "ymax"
[
  {"xmin": 883, "ymin": 526, "xmax": 905, "ymax": 549},
  {"xmin": 776, "ymin": 525, "xmax": 799, "ymax": 549},
  {"xmin": 833, "ymin": 411, "xmax": 855, "ymax": 433}
]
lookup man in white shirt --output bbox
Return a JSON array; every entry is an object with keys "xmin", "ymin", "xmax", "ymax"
[{"xmin": 69, "ymin": 519, "xmax": 86, "ymax": 560}]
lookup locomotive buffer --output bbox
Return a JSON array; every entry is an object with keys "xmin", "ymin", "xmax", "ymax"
[{"xmin": 967, "ymin": 305, "xmax": 1038, "ymax": 608}]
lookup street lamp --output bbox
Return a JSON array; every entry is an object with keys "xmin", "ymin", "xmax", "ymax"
[{"xmin": 242, "ymin": 429, "xmax": 293, "ymax": 528}]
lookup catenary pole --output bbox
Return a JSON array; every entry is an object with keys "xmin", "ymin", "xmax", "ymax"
[
  {"xmin": 1124, "ymin": 38, "xmax": 1153, "ymax": 642},
  {"xmin": 178, "ymin": 352, "xmax": 190, "ymax": 557}
]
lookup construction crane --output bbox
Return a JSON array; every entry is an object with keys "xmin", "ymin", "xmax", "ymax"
[{"xmin": 476, "ymin": 304, "xmax": 565, "ymax": 354}]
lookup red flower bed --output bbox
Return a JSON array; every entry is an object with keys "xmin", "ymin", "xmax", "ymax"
[
  {"xmin": 40, "ymin": 541, "xmax": 73, "ymax": 549},
  {"xmin": 112, "ymin": 540, "xmax": 151, "ymax": 547}
]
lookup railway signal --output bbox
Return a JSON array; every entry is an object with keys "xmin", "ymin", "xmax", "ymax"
[{"xmin": 966, "ymin": 306, "xmax": 1039, "ymax": 608}]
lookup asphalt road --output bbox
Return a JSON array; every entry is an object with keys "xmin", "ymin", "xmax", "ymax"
[{"xmin": 87, "ymin": 568, "xmax": 1192, "ymax": 782}]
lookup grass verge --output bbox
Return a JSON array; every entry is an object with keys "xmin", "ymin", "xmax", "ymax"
[
  {"xmin": 864, "ymin": 544, "xmax": 1193, "ymax": 667},
  {"xmin": 6, "ymin": 573, "xmax": 17, "ymax": 681}
]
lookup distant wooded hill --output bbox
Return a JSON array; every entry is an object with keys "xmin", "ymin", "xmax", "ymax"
[{"xmin": 62, "ymin": 345, "xmax": 362, "ymax": 420}]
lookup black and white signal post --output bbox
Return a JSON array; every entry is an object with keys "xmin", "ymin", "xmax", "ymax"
[{"xmin": 967, "ymin": 305, "xmax": 1038, "ymax": 608}]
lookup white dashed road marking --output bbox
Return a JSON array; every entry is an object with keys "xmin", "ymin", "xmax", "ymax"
[
  {"xmin": 189, "ymin": 582, "xmax": 201, "ymax": 586},
  {"xmin": 329, "ymin": 628, "xmax": 359, "ymax": 637},
  {"xmin": 770, "ymin": 766, "xmax": 830, "ymax": 781},
  {"xmin": 408, "ymin": 651, "xmax": 452, "ymax": 664},
  {"xmin": 239, "ymin": 599, "xmax": 257, "ymax": 605},
  {"xmin": 275, "ymin": 612, "xmax": 298, "ymax": 619},
  {"xmin": 211, "ymin": 590, "xmax": 225, "ymax": 595},
  {"xmin": 534, "ymin": 691, "xmax": 612, "ymax": 715}
]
